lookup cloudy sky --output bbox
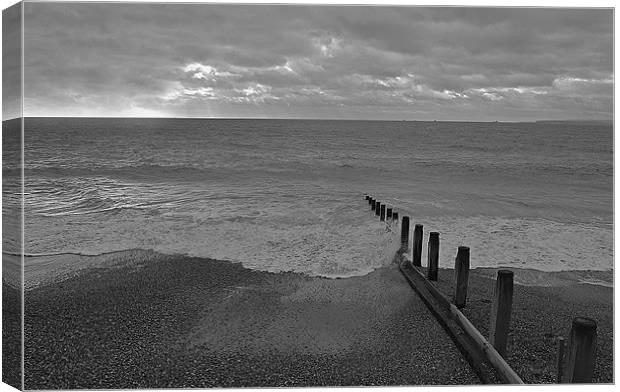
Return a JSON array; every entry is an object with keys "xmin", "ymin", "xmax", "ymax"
[{"xmin": 18, "ymin": 3, "xmax": 613, "ymax": 121}]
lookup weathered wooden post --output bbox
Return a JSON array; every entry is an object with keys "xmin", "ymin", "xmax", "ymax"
[
  {"xmin": 368, "ymin": 196, "xmax": 373, "ymax": 205},
  {"xmin": 427, "ymin": 232, "xmax": 439, "ymax": 281},
  {"xmin": 453, "ymin": 246, "xmax": 470, "ymax": 308},
  {"xmin": 400, "ymin": 216, "xmax": 410, "ymax": 250},
  {"xmin": 565, "ymin": 317, "xmax": 597, "ymax": 383},
  {"xmin": 375, "ymin": 201, "xmax": 381, "ymax": 217},
  {"xmin": 489, "ymin": 270, "xmax": 514, "ymax": 357},
  {"xmin": 412, "ymin": 224, "xmax": 423, "ymax": 267},
  {"xmin": 371, "ymin": 199, "xmax": 376, "ymax": 211},
  {"xmin": 380, "ymin": 205, "xmax": 386, "ymax": 221},
  {"xmin": 392, "ymin": 212, "xmax": 399, "ymax": 222},
  {"xmin": 556, "ymin": 336, "xmax": 566, "ymax": 383},
  {"xmin": 386, "ymin": 208, "xmax": 392, "ymax": 220}
]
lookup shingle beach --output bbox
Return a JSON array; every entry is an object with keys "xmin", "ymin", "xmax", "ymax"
[{"xmin": 23, "ymin": 250, "xmax": 479, "ymax": 389}]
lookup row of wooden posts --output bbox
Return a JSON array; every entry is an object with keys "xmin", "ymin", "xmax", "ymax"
[{"xmin": 364, "ymin": 194, "xmax": 598, "ymax": 384}]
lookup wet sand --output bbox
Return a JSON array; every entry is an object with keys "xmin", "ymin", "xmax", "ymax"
[
  {"xmin": 23, "ymin": 250, "xmax": 479, "ymax": 389},
  {"xmin": 431, "ymin": 267, "xmax": 613, "ymax": 383}
]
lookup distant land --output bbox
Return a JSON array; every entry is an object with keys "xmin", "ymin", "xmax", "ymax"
[{"xmin": 534, "ymin": 119, "xmax": 613, "ymax": 125}]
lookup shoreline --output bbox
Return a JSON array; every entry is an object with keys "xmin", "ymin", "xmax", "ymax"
[{"xmin": 12, "ymin": 248, "xmax": 614, "ymax": 291}]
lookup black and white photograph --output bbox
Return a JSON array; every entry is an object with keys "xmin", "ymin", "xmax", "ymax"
[{"xmin": 1, "ymin": 1, "xmax": 615, "ymax": 389}]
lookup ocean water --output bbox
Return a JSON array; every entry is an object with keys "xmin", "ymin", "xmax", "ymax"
[{"xmin": 4, "ymin": 118, "xmax": 613, "ymax": 279}]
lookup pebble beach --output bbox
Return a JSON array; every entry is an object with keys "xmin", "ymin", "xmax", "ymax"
[
  {"xmin": 10, "ymin": 244, "xmax": 613, "ymax": 388},
  {"xmin": 23, "ymin": 250, "xmax": 480, "ymax": 389}
]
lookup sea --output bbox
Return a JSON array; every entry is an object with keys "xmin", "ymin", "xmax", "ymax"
[{"xmin": 2, "ymin": 118, "xmax": 614, "ymax": 281}]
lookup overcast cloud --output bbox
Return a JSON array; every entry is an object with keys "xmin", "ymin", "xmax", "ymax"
[{"xmin": 21, "ymin": 3, "xmax": 613, "ymax": 121}]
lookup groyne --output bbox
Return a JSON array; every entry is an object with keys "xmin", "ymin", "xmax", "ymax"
[{"xmin": 364, "ymin": 194, "xmax": 599, "ymax": 384}]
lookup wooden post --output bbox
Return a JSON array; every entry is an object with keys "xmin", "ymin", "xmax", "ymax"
[
  {"xmin": 392, "ymin": 212, "xmax": 399, "ymax": 222},
  {"xmin": 375, "ymin": 201, "xmax": 381, "ymax": 217},
  {"xmin": 412, "ymin": 224, "xmax": 423, "ymax": 267},
  {"xmin": 565, "ymin": 317, "xmax": 597, "ymax": 383},
  {"xmin": 427, "ymin": 232, "xmax": 439, "ymax": 281},
  {"xmin": 556, "ymin": 336, "xmax": 566, "ymax": 383},
  {"xmin": 365, "ymin": 195, "xmax": 369, "ymax": 201},
  {"xmin": 489, "ymin": 270, "xmax": 513, "ymax": 357},
  {"xmin": 453, "ymin": 246, "xmax": 470, "ymax": 308},
  {"xmin": 386, "ymin": 208, "xmax": 392, "ymax": 220},
  {"xmin": 371, "ymin": 199, "xmax": 376, "ymax": 211},
  {"xmin": 380, "ymin": 204, "xmax": 386, "ymax": 221},
  {"xmin": 400, "ymin": 216, "xmax": 410, "ymax": 250},
  {"xmin": 368, "ymin": 197, "xmax": 373, "ymax": 205}
]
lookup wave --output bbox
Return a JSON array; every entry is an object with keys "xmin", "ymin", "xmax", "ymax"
[
  {"xmin": 3, "ymin": 248, "xmax": 144, "ymax": 257},
  {"xmin": 24, "ymin": 174, "xmax": 212, "ymax": 218},
  {"xmin": 21, "ymin": 194, "xmax": 403, "ymax": 279},
  {"xmin": 23, "ymin": 164, "xmax": 225, "ymax": 181},
  {"xmin": 410, "ymin": 159, "xmax": 612, "ymax": 177}
]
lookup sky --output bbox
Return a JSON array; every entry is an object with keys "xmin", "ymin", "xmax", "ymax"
[
  {"xmin": 13, "ymin": 3, "xmax": 615, "ymax": 121},
  {"xmin": 3, "ymin": 2, "xmax": 21, "ymax": 120}
]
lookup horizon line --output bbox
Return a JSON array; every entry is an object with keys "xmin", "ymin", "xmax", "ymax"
[{"xmin": 2, "ymin": 116, "xmax": 613, "ymax": 124}]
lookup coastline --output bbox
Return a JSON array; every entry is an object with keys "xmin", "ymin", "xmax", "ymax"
[{"xmin": 16, "ymin": 248, "xmax": 614, "ymax": 291}]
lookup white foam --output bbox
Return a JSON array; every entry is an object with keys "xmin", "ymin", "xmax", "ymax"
[
  {"xmin": 399, "ymin": 215, "xmax": 613, "ymax": 272},
  {"xmin": 23, "ymin": 191, "xmax": 613, "ymax": 281},
  {"xmin": 24, "ymin": 197, "xmax": 401, "ymax": 278}
]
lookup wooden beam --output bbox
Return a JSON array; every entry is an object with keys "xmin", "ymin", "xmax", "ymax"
[{"xmin": 397, "ymin": 254, "xmax": 523, "ymax": 384}]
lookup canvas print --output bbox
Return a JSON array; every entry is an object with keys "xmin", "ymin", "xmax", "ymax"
[{"xmin": 2, "ymin": 1, "xmax": 614, "ymax": 389}]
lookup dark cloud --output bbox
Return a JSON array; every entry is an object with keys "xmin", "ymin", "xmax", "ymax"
[{"xmin": 22, "ymin": 3, "xmax": 613, "ymax": 120}]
